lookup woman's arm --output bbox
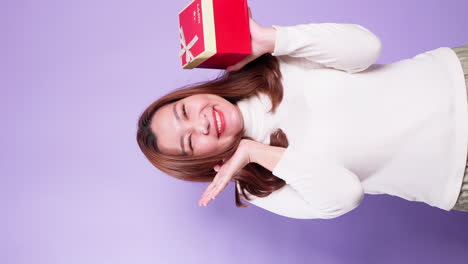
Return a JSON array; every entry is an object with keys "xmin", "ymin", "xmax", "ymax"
[
  {"xmin": 271, "ymin": 23, "xmax": 382, "ymax": 73},
  {"xmin": 245, "ymin": 141, "xmax": 364, "ymax": 219},
  {"xmin": 248, "ymin": 140, "xmax": 285, "ymax": 171},
  {"xmin": 229, "ymin": 21, "xmax": 382, "ymax": 73},
  {"xmin": 199, "ymin": 139, "xmax": 364, "ymax": 219}
]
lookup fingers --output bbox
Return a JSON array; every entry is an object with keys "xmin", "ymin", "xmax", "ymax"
[
  {"xmin": 206, "ymin": 185, "xmax": 220, "ymax": 203},
  {"xmin": 226, "ymin": 61, "xmax": 242, "ymax": 72},
  {"xmin": 207, "ymin": 173, "xmax": 229, "ymax": 200},
  {"xmin": 199, "ymin": 151, "xmax": 246, "ymax": 207},
  {"xmin": 198, "ymin": 170, "xmax": 230, "ymax": 207},
  {"xmin": 199, "ymin": 180, "xmax": 218, "ymax": 206},
  {"xmin": 198, "ymin": 182, "xmax": 216, "ymax": 206},
  {"xmin": 199, "ymin": 184, "xmax": 220, "ymax": 207},
  {"xmin": 226, "ymin": 54, "xmax": 256, "ymax": 72},
  {"xmin": 226, "ymin": 65, "xmax": 236, "ymax": 73}
]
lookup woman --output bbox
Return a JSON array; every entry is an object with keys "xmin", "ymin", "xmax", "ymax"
[{"xmin": 136, "ymin": 15, "xmax": 468, "ymax": 219}]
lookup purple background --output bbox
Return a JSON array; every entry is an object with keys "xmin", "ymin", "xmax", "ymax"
[{"xmin": 3, "ymin": 0, "xmax": 468, "ymax": 263}]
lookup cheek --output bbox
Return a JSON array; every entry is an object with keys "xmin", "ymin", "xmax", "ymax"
[{"xmin": 196, "ymin": 137, "xmax": 218, "ymax": 152}]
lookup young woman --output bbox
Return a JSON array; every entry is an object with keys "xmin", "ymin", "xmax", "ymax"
[{"xmin": 136, "ymin": 15, "xmax": 468, "ymax": 219}]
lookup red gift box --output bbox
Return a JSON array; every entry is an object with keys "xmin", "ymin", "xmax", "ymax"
[{"xmin": 178, "ymin": 0, "xmax": 252, "ymax": 69}]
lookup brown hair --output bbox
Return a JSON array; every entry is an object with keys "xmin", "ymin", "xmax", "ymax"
[{"xmin": 136, "ymin": 54, "xmax": 289, "ymax": 207}]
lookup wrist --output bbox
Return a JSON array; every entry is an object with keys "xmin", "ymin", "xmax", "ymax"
[
  {"xmin": 248, "ymin": 141, "xmax": 285, "ymax": 172},
  {"xmin": 261, "ymin": 27, "xmax": 277, "ymax": 54}
]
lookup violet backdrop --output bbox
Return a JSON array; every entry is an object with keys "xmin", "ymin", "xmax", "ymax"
[{"xmin": 2, "ymin": 0, "xmax": 468, "ymax": 263}]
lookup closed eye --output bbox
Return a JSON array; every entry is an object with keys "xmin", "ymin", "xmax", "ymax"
[
  {"xmin": 183, "ymin": 104, "xmax": 188, "ymax": 118},
  {"xmin": 189, "ymin": 134, "xmax": 193, "ymax": 152},
  {"xmin": 183, "ymin": 104, "xmax": 194, "ymax": 153}
]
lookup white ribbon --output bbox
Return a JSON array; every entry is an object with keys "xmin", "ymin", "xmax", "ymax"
[{"xmin": 178, "ymin": 26, "xmax": 199, "ymax": 63}]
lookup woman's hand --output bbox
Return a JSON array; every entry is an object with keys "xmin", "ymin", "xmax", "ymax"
[
  {"xmin": 225, "ymin": 10, "xmax": 277, "ymax": 72},
  {"xmin": 198, "ymin": 139, "xmax": 255, "ymax": 207}
]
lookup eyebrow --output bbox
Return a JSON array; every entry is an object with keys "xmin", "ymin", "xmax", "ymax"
[{"xmin": 173, "ymin": 103, "xmax": 188, "ymax": 156}]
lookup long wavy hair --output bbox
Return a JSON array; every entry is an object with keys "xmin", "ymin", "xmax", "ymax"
[{"xmin": 136, "ymin": 54, "xmax": 289, "ymax": 207}]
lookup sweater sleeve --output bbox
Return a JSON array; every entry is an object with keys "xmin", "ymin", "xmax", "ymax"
[
  {"xmin": 240, "ymin": 144, "xmax": 364, "ymax": 219},
  {"xmin": 271, "ymin": 23, "xmax": 382, "ymax": 73}
]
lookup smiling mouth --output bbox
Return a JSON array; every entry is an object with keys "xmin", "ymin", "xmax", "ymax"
[
  {"xmin": 212, "ymin": 107, "xmax": 219, "ymax": 138},
  {"xmin": 212, "ymin": 107, "xmax": 224, "ymax": 138}
]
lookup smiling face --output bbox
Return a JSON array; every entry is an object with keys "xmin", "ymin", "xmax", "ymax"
[{"xmin": 150, "ymin": 94, "xmax": 244, "ymax": 157}]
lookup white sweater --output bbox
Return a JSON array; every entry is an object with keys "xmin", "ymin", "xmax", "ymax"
[{"xmin": 235, "ymin": 23, "xmax": 468, "ymax": 219}]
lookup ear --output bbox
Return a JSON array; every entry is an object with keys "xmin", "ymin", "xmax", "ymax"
[{"xmin": 214, "ymin": 160, "xmax": 224, "ymax": 172}]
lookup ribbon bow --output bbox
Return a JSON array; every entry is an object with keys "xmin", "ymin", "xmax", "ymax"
[{"xmin": 178, "ymin": 26, "xmax": 199, "ymax": 63}]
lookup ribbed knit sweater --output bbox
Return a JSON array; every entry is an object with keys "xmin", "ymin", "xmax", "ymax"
[{"xmin": 235, "ymin": 23, "xmax": 468, "ymax": 219}]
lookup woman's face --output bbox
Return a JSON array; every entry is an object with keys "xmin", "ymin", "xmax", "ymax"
[{"xmin": 151, "ymin": 94, "xmax": 244, "ymax": 157}]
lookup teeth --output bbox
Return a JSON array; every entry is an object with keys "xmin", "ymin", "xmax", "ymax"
[{"xmin": 214, "ymin": 110, "xmax": 221, "ymax": 134}]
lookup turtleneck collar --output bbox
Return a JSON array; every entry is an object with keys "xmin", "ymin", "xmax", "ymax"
[{"xmin": 236, "ymin": 92, "xmax": 280, "ymax": 145}]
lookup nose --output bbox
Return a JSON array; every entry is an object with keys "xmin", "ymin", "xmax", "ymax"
[{"xmin": 188, "ymin": 114, "xmax": 209, "ymax": 135}]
